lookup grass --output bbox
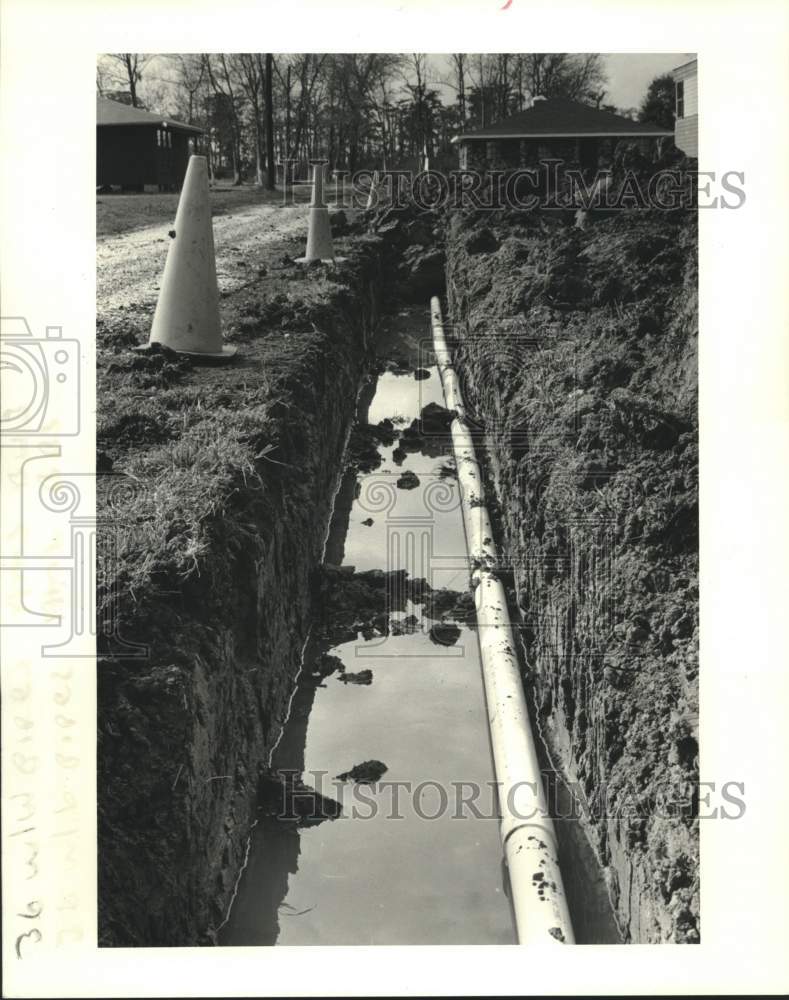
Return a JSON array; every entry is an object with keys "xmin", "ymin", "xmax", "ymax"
[
  {"xmin": 100, "ymin": 404, "xmax": 277, "ymax": 615},
  {"xmin": 96, "ymin": 181, "xmax": 317, "ymax": 238}
]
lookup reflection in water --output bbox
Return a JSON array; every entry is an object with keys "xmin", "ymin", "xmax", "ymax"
[
  {"xmin": 224, "ymin": 818, "xmax": 301, "ymax": 946},
  {"xmin": 323, "ymin": 469, "xmax": 355, "ymax": 568},
  {"xmin": 553, "ymin": 780, "xmax": 623, "ymax": 943}
]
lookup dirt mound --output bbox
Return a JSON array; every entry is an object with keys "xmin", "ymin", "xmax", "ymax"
[{"xmin": 446, "ymin": 191, "xmax": 699, "ymax": 943}]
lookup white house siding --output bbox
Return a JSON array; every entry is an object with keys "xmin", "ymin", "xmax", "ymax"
[
  {"xmin": 683, "ymin": 74, "xmax": 698, "ymax": 117},
  {"xmin": 673, "ymin": 59, "xmax": 698, "ymax": 158},
  {"xmin": 675, "ymin": 115, "xmax": 698, "ymax": 158}
]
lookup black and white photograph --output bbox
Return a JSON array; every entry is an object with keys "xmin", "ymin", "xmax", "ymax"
[
  {"xmin": 2, "ymin": 1, "xmax": 788, "ymax": 996},
  {"xmin": 94, "ymin": 50, "xmax": 701, "ymax": 948}
]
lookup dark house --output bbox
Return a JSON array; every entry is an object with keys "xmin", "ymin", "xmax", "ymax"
[
  {"xmin": 453, "ymin": 97, "xmax": 673, "ymax": 173},
  {"xmin": 96, "ymin": 97, "xmax": 204, "ymax": 192}
]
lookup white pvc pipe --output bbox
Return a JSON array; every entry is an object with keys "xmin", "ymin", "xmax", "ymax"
[{"xmin": 431, "ymin": 296, "xmax": 575, "ymax": 946}]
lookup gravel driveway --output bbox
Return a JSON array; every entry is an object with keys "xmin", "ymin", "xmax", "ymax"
[{"xmin": 96, "ymin": 201, "xmax": 310, "ymax": 315}]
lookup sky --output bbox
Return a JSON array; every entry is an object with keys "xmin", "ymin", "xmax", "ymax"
[{"xmin": 602, "ymin": 52, "xmax": 693, "ymax": 109}]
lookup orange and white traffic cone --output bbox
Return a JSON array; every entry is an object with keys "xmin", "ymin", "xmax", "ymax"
[
  {"xmin": 137, "ymin": 155, "xmax": 236, "ymax": 364},
  {"xmin": 298, "ymin": 162, "xmax": 335, "ymax": 263}
]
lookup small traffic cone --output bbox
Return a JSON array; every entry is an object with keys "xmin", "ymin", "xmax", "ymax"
[
  {"xmin": 137, "ymin": 155, "xmax": 236, "ymax": 364},
  {"xmin": 298, "ymin": 163, "xmax": 335, "ymax": 263}
]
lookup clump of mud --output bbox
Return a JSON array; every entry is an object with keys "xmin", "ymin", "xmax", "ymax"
[
  {"xmin": 335, "ymin": 760, "xmax": 388, "ymax": 783},
  {"xmin": 314, "ymin": 566, "xmax": 474, "ymax": 645},
  {"xmin": 338, "ymin": 669, "xmax": 374, "ymax": 686},
  {"xmin": 428, "ymin": 622, "xmax": 462, "ymax": 647},
  {"xmin": 347, "ymin": 419, "xmax": 398, "ymax": 474},
  {"xmin": 258, "ymin": 770, "xmax": 342, "ymax": 825},
  {"xmin": 396, "ymin": 470, "xmax": 420, "ymax": 490}
]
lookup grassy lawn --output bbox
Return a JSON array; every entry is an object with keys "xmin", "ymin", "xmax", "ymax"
[{"xmin": 96, "ymin": 181, "xmax": 318, "ymax": 238}]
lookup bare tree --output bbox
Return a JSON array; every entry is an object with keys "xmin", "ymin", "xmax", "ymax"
[
  {"xmin": 169, "ymin": 55, "xmax": 208, "ymax": 124},
  {"xmin": 234, "ymin": 54, "xmax": 266, "ymax": 186},
  {"xmin": 401, "ymin": 54, "xmax": 433, "ymax": 160},
  {"xmin": 513, "ymin": 54, "xmax": 526, "ymax": 111},
  {"xmin": 330, "ymin": 54, "xmax": 403, "ymax": 172},
  {"xmin": 104, "ymin": 53, "xmax": 151, "ymax": 107},
  {"xmin": 204, "ymin": 54, "xmax": 245, "ymax": 185},
  {"xmin": 274, "ymin": 54, "xmax": 327, "ymax": 174},
  {"xmin": 96, "ymin": 61, "xmax": 108, "ymax": 96},
  {"xmin": 450, "ymin": 54, "xmax": 468, "ymax": 124},
  {"xmin": 494, "ymin": 53, "xmax": 511, "ymax": 119},
  {"xmin": 468, "ymin": 54, "xmax": 496, "ymax": 127},
  {"xmin": 518, "ymin": 53, "xmax": 607, "ymax": 104}
]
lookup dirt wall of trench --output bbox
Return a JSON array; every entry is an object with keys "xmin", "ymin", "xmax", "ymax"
[
  {"xmin": 444, "ymin": 197, "xmax": 699, "ymax": 943},
  {"xmin": 97, "ymin": 227, "xmax": 382, "ymax": 946}
]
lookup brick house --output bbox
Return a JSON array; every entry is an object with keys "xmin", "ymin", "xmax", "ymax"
[
  {"xmin": 96, "ymin": 97, "xmax": 204, "ymax": 192},
  {"xmin": 452, "ymin": 97, "xmax": 673, "ymax": 173},
  {"xmin": 672, "ymin": 59, "xmax": 698, "ymax": 158}
]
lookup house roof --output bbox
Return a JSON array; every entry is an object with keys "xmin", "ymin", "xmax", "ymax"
[
  {"xmin": 672, "ymin": 58, "xmax": 698, "ymax": 82},
  {"xmin": 453, "ymin": 97, "xmax": 673, "ymax": 143},
  {"xmin": 96, "ymin": 96, "xmax": 203, "ymax": 134}
]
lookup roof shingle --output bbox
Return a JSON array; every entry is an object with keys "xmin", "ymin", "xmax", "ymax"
[
  {"xmin": 455, "ymin": 98, "xmax": 672, "ymax": 141},
  {"xmin": 96, "ymin": 96, "xmax": 203, "ymax": 134}
]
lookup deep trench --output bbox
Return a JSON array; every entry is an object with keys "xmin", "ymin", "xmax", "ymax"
[
  {"xmin": 100, "ymin": 194, "xmax": 699, "ymax": 946},
  {"xmin": 99, "ymin": 221, "xmax": 625, "ymax": 947},
  {"xmin": 215, "ymin": 298, "xmax": 620, "ymax": 946}
]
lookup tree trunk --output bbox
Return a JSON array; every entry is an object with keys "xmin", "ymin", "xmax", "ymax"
[
  {"xmin": 285, "ymin": 65, "xmax": 292, "ymax": 161},
  {"xmin": 124, "ymin": 55, "xmax": 140, "ymax": 108},
  {"xmin": 255, "ymin": 130, "xmax": 265, "ymax": 186},
  {"xmin": 328, "ymin": 123, "xmax": 336, "ymax": 173},
  {"xmin": 232, "ymin": 139, "xmax": 241, "ymax": 186},
  {"xmin": 265, "ymin": 54, "xmax": 276, "ymax": 190}
]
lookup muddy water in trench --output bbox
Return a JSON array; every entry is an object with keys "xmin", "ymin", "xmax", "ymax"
[{"xmin": 220, "ymin": 306, "xmax": 618, "ymax": 947}]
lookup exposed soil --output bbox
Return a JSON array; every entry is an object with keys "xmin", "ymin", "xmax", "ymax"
[
  {"xmin": 444, "ymin": 157, "xmax": 699, "ymax": 942},
  {"xmin": 96, "ymin": 203, "xmax": 383, "ymax": 946}
]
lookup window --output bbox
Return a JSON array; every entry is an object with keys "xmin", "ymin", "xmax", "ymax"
[
  {"xmin": 156, "ymin": 129, "xmax": 161, "ymax": 147},
  {"xmin": 676, "ymin": 80, "xmax": 685, "ymax": 119}
]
